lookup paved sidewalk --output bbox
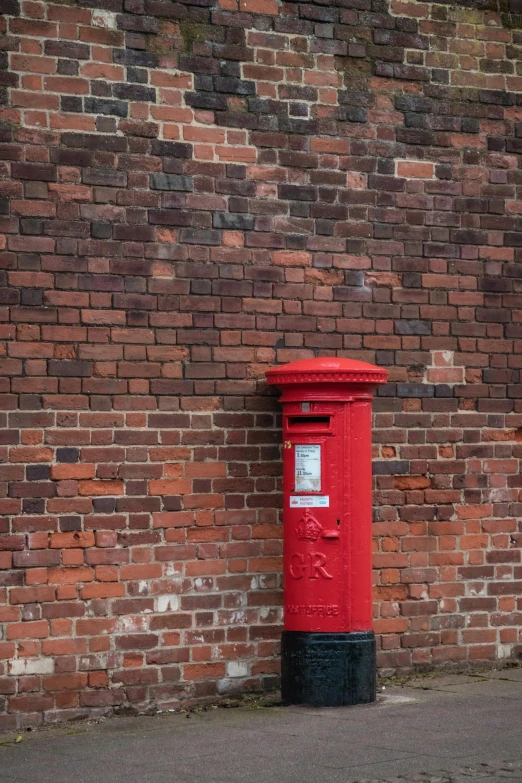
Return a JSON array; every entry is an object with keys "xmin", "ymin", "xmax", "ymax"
[{"xmin": 1, "ymin": 668, "xmax": 522, "ymax": 783}]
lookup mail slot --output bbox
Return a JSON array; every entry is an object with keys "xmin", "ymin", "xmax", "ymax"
[
  {"xmin": 288, "ymin": 416, "xmax": 330, "ymax": 426},
  {"xmin": 266, "ymin": 356, "xmax": 388, "ymax": 707}
]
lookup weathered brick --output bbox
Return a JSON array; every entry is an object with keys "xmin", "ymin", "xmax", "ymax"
[
  {"xmin": 2, "ymin": 0, "xmax": 522, "ymax": 729},
  {"xmin": 84, "ymin": 98, "xmax": 129, "ymax": 117},
  {"xmin": 150, "ymin": 140, "xmax": 192, "ymax": 158},
  {"xmin": 150, "ymin": 174, "xmax": 193, "ymax": 191},
  {"xmin": 11, "ymin": 164, "xmax": 57, "ymax": 182},
  {"xmin": 48, "ymin": 361, "xmax": 93, "ymax": 378},
  {"xmin": 44, "ymin": 41, "xmax": 90, "ymax": 59}
]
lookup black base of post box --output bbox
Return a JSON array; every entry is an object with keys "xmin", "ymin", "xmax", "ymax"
[{"xmin": 281, "ymin": 630, "xmax": 376, "ymax": 708}]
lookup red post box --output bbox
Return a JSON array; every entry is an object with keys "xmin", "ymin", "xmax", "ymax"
[{"xmin": 266, "ymin": 357, "xmax": 388, "ymax": 707}]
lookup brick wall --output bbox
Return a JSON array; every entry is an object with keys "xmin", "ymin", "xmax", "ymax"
[{"xmin": 1, "ymin": 0, "xmax": 522, "ymax": 729}]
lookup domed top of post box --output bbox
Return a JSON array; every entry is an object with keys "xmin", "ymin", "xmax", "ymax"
[{"xmin": 266, "ymin": 356, "xmax": 388, "ymax": 390}]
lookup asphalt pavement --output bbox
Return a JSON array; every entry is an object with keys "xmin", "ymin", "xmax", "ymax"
[{"xmin": 1, "ymin": 667, "xmax": 522, "ymax": 783}]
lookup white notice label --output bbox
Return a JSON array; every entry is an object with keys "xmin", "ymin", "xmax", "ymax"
[
  {"xmin": 290, "ymin": 495, "xmax": 329, "ymax": 508},
  {"xmin": 295, "ymin": 444, "xmax": 321, "ymax": 492}
]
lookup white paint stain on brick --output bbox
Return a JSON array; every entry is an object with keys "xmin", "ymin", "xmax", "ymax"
[
  {"xmin": 497, "ymin": 644, "xmax": 513, "ymax": 659},
  {"xmin": 191, "ymin": 634, "xmax": 205, "ymax": 644},
  {"xmin": 10, "ymin": 658, "xmax": 54, "ymax": 676},
  {"xmin": 92, "ymin": 11, "xmax": 116, "ymax": 28},
  {"xmin": 79, "ymin": 655, "xmax": 107, "ymax": 671},
  {"xmin": 194, "ymin": 577, "xmax": 212, "ymax": 591},
  {"xmin": 119, "ymin": 616, "xmax": 148, "ymax": 632},
  {"xmin": 488, "ymin": 488, "xmax": 515, "ymax": 503},
  {"xmin": 155, "ymin": 594, "xmax": 179, "ymax": 613},
  {"xmin": 226, "ymin": 661, "xmax": 249, "ymax": 678},
  {"xmin": 426, "ymin": 350, "xmax": 465, "ymax": 385}
]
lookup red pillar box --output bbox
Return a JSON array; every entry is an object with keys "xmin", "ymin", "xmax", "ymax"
[{"xmin": 266, "ymin": 357, "xmax": 388, "ymax": 707}]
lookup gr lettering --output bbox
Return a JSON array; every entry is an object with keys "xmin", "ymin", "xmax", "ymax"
[{"xmin": 289, "ymin": 552, "xmax": 333, "ymax": 580}]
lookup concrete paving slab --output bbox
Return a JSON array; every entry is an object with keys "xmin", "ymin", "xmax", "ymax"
[
  {"xmin": 0, "ymin": 672, "xmax": 521, "ymax": 783},
  {"xmin": 475, "ymin": 669, "xmax": 522, "ymax": 683},
  {"xmin": 405, "ymin": 674, "xmax": 485, "ymax": 689}
]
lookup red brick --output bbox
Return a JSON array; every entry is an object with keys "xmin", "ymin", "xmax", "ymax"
[
  {"xmin": 42, "ymin": 638, "xmax": 87, "ymax": 655},
  {"xmin": 10, "ymin": 586, "xmax": 55, "ymax": 604},
  {"xmin": 51, "ymin": 464, "xmax": 96, "ymax": 480},
  {"xmin": 240, "ymin": 0, "xmax": 278, "ymax": 12},
  {"xmin": 183, "ymin": 663, "xmax": 226, "ymax": 680},
  {"xmin": 120, "ymin": 564, "xmax": 162, "ymax": 580},
  {"xmin": 47, "ymin": 567, "xmax": 94, "ymax": 584},
  {"xmin": 7, "ymin": 621, "xmax": 48, "ymax": 640},
  {"xmin": 49, "ymin": 532, "xmax": 95, "ymax": 549},
  {"xmin": 77, "ymin": 481, "xmax": 124, "ymax": 496},
  {"xmin": 43, "ymin": 674, "xmax": 88, "ymax": 691},
  {"xmin": 80, "ymin": 583, "xmax": 125, "ymax": 599},
  {"xmin": 396, "ymin": 161, "xmax": 435, "ymax": 178}
]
